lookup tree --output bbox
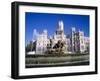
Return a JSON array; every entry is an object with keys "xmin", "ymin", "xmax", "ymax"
[
  {"xmin": 29, "ymin": 41, "xmax": 33, "ymax": 51},
  {"xmin": 25, "ymin": 41, "xmax": 36, "ymax": 53}
]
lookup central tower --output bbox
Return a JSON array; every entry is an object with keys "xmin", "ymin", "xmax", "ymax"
[
  {"xmin": 52, "ymin": 20, "xmax": 68, "ymax": 53},
  {"xmin": 56, "ymin": 20, "xmax": 64, "ymax": 35},
  {"xmin": 53, "ymin": 20, "xmax": 66, "ymax": 40},
  {"xmin": 58, "ymin": 20, "xmax": 64, "ymax": 31}
]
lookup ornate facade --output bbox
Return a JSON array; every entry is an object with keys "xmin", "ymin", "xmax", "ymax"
[
  {"xmin": 71, "ymin": 27, "xmax": 89, "ymax": 53},
  {"xmin": 35, "ymin": 30, "xmax": 48, "ymax": 54},
  {"xmin": 33, "ymin": 20, "xmax": 89, "ymax": 54}
]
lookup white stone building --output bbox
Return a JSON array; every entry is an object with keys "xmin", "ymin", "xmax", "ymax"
[
  {"xmin": 71, "ymin": 27, "xmax": 89, "ymax": 53},
  {"xmin": 84, "ymin": 37, "xmax": 89, "ymax": 52},
  {"xmin": 35, "ymin": 30, "xmax": 49, "ymax": 54},
  {"xmin": 32, "ymin": 21, "xmax": 89, "ymax": 54},
  {"xmin": 66, "ymin": 38, "xmax": 71, "ymax": 52}
]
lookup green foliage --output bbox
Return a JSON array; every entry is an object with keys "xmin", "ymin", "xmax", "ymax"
[{"xmin": 26, "ymin": 41, "xmax": 36, "ymax": 53}]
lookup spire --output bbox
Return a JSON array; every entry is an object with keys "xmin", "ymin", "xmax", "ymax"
[
  {"xmin": 58, "ymin": 20, "xmax": 64, "ymax": 31},
  {"xmin": 72, "ymin": 27, "xmax": 76, "ymax": 31}
]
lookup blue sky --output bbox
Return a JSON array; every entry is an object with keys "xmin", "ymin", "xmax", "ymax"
[{"xmin": 25, "ymin": 12, "xmax": 89, "ymax": 45}]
